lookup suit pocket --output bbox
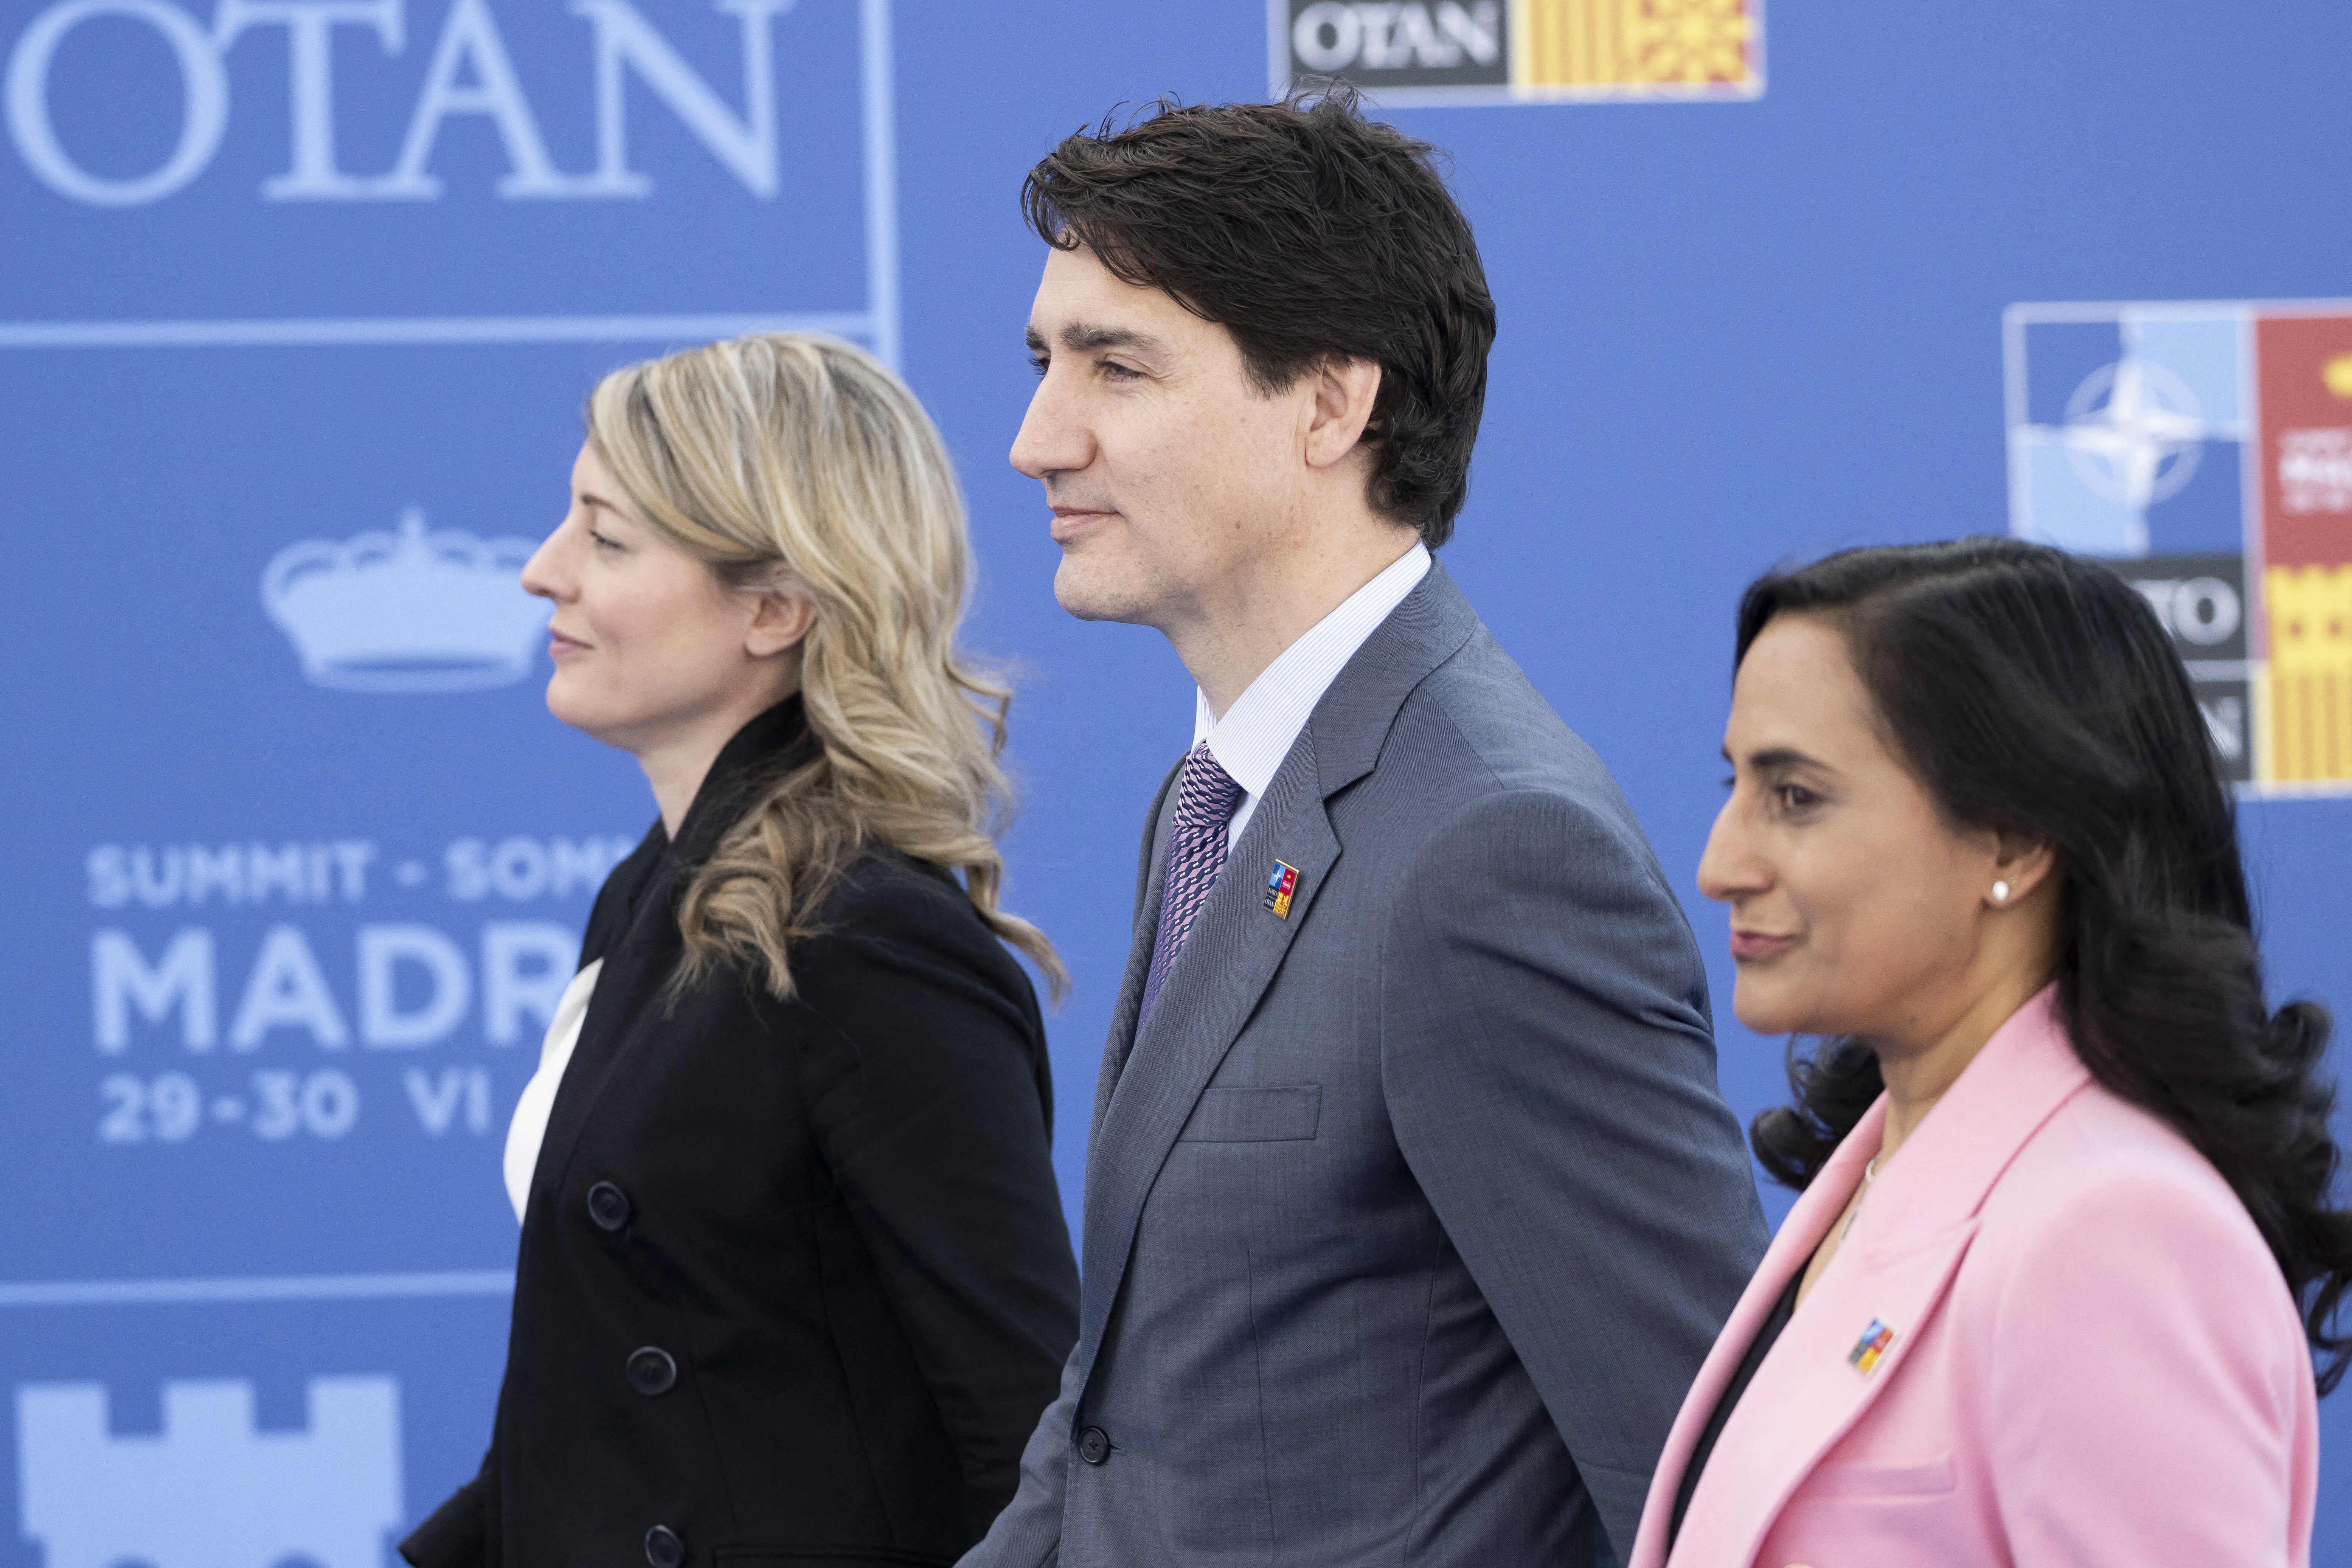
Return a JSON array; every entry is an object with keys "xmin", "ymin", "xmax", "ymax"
[
  {"xmin": 1804, "ymin": 1452, "xmax": 1956, "ymax": 1498},
  {"xmin": 1765, "ymin": 1453, "xmax": 1971, "ymax": 1567},
  {"xmin": 1175, "ymin": 1084, "xmax": 1321, "ymax": 1142}
]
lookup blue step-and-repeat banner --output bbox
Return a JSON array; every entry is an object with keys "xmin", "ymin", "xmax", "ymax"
[{"xmin": 2, "ymin": 0, "xmax": 2346, "ymax": 1559}]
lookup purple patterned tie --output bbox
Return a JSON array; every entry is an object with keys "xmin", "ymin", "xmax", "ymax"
[{"xmin": 1138, "ymin": 742, "xmax": 1245, "ymax": 1029}]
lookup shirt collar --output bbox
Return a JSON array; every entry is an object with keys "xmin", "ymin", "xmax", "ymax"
[{"xmin": 1193, "ymin": 542, "xmax": 1431, "ymax": 799}]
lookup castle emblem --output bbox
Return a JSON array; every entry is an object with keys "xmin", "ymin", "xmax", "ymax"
[
  {"xmin": 262, "ymin": 509, "xmax": 551, "ymax": 693},
  {"xmin": 17, "ymin": 1377, "xmax": 403, "ymax": 1568}
]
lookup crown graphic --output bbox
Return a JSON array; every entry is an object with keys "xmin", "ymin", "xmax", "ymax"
[{"xmin": 262, "ymin": 508, "xmax": 550, "ymax": 693}]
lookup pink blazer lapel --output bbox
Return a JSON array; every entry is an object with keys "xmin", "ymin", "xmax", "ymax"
[
  {"xmin": 1670, "ymin": 1202, "xmax": 1981, "ymax": 1568},
  {"xmin": 1627, "ymin": 1102, "xmax": 1885, "ymax": 1568},
  {"xmin": 1644, "ymin": 987, "xmax": 2093, "ymax": 1568}
]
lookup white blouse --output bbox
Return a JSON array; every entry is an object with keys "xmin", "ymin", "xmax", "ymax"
[{"xmin": 502, "ymin": 958, "xmax": 604, "ymax": 1222}]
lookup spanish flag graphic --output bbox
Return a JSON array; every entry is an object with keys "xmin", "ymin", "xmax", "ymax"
[
  {"xmin": 2256, "ymin": 315, "xmax": 2352, "ymax": 788},
  {"xmin": 1517, "ymin": 0, "xmax": 1758, "ymax": 92}
]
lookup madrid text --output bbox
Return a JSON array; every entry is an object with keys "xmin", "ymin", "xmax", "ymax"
[{"xmin": 85, "ymin": 833, "xmax": 631, "ymax": 1149}]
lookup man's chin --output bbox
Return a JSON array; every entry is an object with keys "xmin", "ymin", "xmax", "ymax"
[{"xmin": 1052, "ymin": 559, "xmax": 1150, "ymax": 624}]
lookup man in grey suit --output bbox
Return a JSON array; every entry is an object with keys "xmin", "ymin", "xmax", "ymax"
[{"xmin": 969, "ymin": 90, "xmax": 1768, "ymax": 1566}]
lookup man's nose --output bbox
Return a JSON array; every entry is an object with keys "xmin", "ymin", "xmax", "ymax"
[{"xmin": 1009, "ymin": 372, "xmax": 1089, "ymax": 481}]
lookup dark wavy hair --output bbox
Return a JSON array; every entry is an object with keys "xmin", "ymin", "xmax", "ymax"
[
  {"xmin": 1740, "ymin": 536, "xmax": 2352, "ymax": 1390},
  {"xmin": 1020, "ymin": 84, "xmax": 1495, "ymax": 547}
]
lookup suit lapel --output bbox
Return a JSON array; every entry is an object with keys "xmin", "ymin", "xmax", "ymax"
[
  {"xmin": 1070, "ymin": 564, "xmax": 1480, "ymax": 1366},
  {"xmin": 1683, "ymin": 1205, "xmax": 1981, "ymax": 1568},
  {"xmin": 1298, "ymin": 561, "xmax": 1476, "ymax": 795},
  {"xmin": 1666, "ymin": 987, "xmax": 2093, "ymax": 1568},
  {"xmin": 1089, "ymin": 756, "xmax": 1185, "ymax": 1146},
  {"xmin": 525, "ymin": 697, "xmax": 815, "ymax": 1214},
  {"xmin": 1632, "ymin": 1112, "xmax": 1881, "ymax": 1568},
  {"xmin": 526, "ymin": 855, "xmax": 686, "ymax": 1212},
  {"xmin": 1076, "ymin": 730, "xmax": 1341, "ymax": 1347}
]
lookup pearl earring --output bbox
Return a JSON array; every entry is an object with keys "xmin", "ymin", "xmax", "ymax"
[{"xmin": 1992, "ymin": 880, "xmax": 2011, "ymax": 903}]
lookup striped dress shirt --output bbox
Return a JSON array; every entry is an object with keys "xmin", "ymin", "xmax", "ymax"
[{"xmin": 1192, "ymin": 541, "xmax": 1431, "ymax": 847}]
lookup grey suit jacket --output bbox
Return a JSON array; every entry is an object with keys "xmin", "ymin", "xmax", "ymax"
[{"xmin": 963, "ymin": 564, "xmax": 1768, "ymax": 1567}]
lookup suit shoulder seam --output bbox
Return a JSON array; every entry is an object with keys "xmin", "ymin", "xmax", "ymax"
[{"xmin": 1398, "ymin": 678, "xmax": 1512, "ymax": 799}]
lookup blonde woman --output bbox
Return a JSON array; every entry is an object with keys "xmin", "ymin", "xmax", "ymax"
[{"xmin": 402, "ymin": 335, "xmax": 1079, "ymax": 1568}]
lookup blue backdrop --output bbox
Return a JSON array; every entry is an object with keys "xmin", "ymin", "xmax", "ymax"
[{"xmin": 3, "ymin": 0, "xmax": 2347, "ymax": 1560}]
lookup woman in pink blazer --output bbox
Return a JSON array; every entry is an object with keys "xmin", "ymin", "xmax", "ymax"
[{"xmin": 1634, "ymin": 537, "xmax": 2350, "ymax": 1568}]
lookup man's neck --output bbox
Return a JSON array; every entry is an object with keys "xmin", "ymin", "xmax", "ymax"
[{"xmin": 1173, "ymin": 523, "xmax": 1421, "ymax": 719}]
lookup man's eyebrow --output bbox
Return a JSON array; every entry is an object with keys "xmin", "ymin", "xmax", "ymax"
[{"xmin": 1058, "ymin": 321, "xmax": 1167, "ymax": 356}]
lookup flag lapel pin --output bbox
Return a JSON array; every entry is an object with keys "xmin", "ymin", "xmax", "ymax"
[
  {"xmin": 1847, "ymin": 1318, "xmax": 1897, "ymax": 1376},
  {"xmin": 1263, "ymin": 861, "xmax": 1299, "ymax": 919}
]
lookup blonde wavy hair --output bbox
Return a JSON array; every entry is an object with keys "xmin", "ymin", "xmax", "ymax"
[{"xmin": 587, "ymin": 332, "xmax": 1063, "ymax": 1001}]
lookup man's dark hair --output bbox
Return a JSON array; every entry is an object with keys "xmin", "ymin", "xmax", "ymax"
[{"xmin": 1022, "ymin": 86, "xmax": 1495, "ymax": 548}]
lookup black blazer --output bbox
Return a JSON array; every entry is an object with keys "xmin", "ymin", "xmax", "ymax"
[{"xmin": 404, "ymin": 699, "xmax": 1080, "ymax": 1568}]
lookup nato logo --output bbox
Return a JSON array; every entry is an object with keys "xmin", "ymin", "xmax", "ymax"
[
  {"xmin": 2005, "ymin": 309, "xmax": 2248, "ymax": 560},
  {"xmin": 2005, "ymin": 300, "xmax": 2352, "ymax": 793},
  {"xmin": 17, "ymin": 1377, "xmax": 403, "ymax": 1568},
  {"xmin": 262, "ymin": 508, "xmax": 550, "ymax": 693},
  {"xmin": 2006, "ymin": 306, "xmax": 2255, "ymax": 782}
]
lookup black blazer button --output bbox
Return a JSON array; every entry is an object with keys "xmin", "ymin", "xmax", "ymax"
[
  {"xmin": 1076, "ymin": 1425, "xmax": 1110, "ymax": 1465},
  {"xmin": 644, "ymin": 1525, "xmax": 684, "ymax": 1568},
  {"xmin": 626, "ymin": 1346, "xmax": 678, "ymax": 1396},
  {"xmin": 587, "ymin": 1181, "xmax": 631, "ymax": 1231}
]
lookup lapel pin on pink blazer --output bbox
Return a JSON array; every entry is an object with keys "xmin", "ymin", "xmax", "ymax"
[{"xmin": 1846, "ymin": 1319, "xmax": 1897, "ymax": 1375}]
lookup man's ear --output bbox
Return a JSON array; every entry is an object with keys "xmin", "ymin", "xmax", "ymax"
[
  {"xmin": 744, "ymin": 580, "xmax": 818, "ymax": 660},
  {"xmin": 1303, "ymin": 357, "xmax": 1383, "ymax": 471}
]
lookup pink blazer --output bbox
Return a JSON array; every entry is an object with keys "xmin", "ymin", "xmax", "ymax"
[{"xmin": 1630, "ymin": 986, "xmax": 2318, "ymax": 1568}]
